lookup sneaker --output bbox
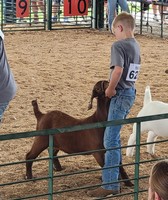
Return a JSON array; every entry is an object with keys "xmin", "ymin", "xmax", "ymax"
[
  {"xmin": 87, "ymin": 187, "xmax": 120, "ymax": 198},
  {"xmin": 163, "ymin": 20, "xmax": 168, "ymax": 25},
  {"xmin": 64, "ymin": 17, "xmax": 70, "ymax": 23},
  {"xmin": 153, "ymin": 15, "xmax": 159, "ymax": 22},
  {"xmin": 52, "ymin": 16, "xmax": 57, "ymax": 23},
  {"xmin": 143, "ymin": 16, "xmax": 147, "ymax": 21},
  {"xmin": 32, "ymin": 18, "xmax": 39, "ymax": 24},
  {"xmin": 17, "ymin": 18, "xmax": 27, "ymax": 23},
  {"xmin": 159, "ymin": 20, "xmax": 168, "ymax": 25}
]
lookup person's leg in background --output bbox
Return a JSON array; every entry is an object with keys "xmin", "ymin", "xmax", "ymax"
[
  {"xmin": 37, "ymin": 0, "xmax": 45, "ymax": 20},
  {"xmin": 152, "ymin": 2, "xmax": 159, "ymax": 21},
  {"xmin": 108, "ymin": 0, "xmax": 117, "ymax": 32},
  {"xmin": 117, "ymin": 0, "xmax": 130, "ymax": 13},
  {"xmin": 31, "ymin": 0, "xmax": 39, "ymax": 22},
  {"xmin": 108, "ymin": 0, "xmax": 129, "ymax": 32},
  {"xmin": 142, "ymin": 1, "xmax": 150, "ymax": 21},
  {"xmin": 158, "ymin": 1, "xmax": 168, "ymax": 24},
  {"xmin": 52, "ymin": 0, "xmax": 61, "ymax": 22}
]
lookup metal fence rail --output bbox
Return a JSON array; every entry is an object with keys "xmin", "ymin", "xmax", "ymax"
[{"xmin": 0, "ymin": 113, "xmax": 168, "ymax": 199}]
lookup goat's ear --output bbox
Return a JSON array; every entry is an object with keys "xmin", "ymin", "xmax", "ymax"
[
  {"xmin": 103, "ymin": 81, "xmax": 109, "ymax": 91},
  {"xmin": 88, "ymin": 93, "xmax": 94, "ymax": 110},
  {"xmin": 88, "ymin": 101, "xmax": 92, "ymax": 110}
]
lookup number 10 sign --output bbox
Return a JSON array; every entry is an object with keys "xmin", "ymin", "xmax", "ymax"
[{"xmin": 64, "ymin": 0, "xmax": 88, "ymax": 16}]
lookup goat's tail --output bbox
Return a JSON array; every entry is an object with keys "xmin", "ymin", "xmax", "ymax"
[
  {"xmin": 143, "ymin": 86, "xmax": 152, "ymax": 106},
  {"xmin": 32, "ymin": 100, "xmax": 43, "ymax": 120}
]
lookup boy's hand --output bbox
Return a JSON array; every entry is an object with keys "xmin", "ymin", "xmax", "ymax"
[{"xmin": 105, "ymin": 87, "xmax": 116, "ymax": 98}]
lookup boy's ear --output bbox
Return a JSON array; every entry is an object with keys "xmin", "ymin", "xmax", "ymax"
[
  {"xmin": 154, "ymin": 192, "xmax": 161, "ymax": 200},
  {"xmin": 118, "ymin": 25, "xmax": 123, "ymax": 32}
]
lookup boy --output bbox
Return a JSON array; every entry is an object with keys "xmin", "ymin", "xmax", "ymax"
[
  {"xmin": 0, "ymin": 30, "xmax": 17, "ymax": 123},
  {"xmin": 88, "ymin": 12, "xmax": 141, "ymax": 198},
  {"xmin": 148, "ymin": 160, "xmax": 168, "ymax": 200}
]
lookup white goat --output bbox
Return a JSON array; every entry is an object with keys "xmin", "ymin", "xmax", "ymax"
[{"xmin": 126, "ymin": 86, "xmax": 168, "ymax": 156}]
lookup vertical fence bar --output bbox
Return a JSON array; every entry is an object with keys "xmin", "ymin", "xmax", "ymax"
[
  {"xmin": 92, "ymin": 0, "xmax": 97, "ymax": 28},
  {"xmin": 160, "ymin": 1, "xmax": 163, "ymax": 38},
  {"xmin": 134, "ymin": 122, "xmax": 141, "ymax": 200},
  {"xmin": 48, "ymin": 134, "xmax": 54, "ymax": 200},
  {"xmin": 140, "ymin": 0, "xmax": 143, "ymax": 35},
  {"xmin": 1, "ymin": 0, "xmax": 3, "ymax": 30},
  {"xmin": 98, "ymin": 0, "xmax": 104, "ymax": 29},
  {"xmin": 47, "ymin": 0, "xmax": 52, "ymax": 30}
]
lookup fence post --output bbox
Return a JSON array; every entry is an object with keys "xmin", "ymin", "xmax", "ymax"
[
  {"xmin": 140, "ymin": 0, "xmax": 143, "ymax": 35},
  {"xmin": 47, "ymin": 0, "xmax": 52, "ymax": 30},
  {"xmin": 1, "ymin": 0, "xmax": 3, "ymax": 30},
  {"xmin": 96, "ymin": 0, "xmax": 104, "ymax": 29},
  {"xmin": 99, "ymin": 0, "xmax": 104, "ymax": 29},
  {"xmin": 160, "ymin": 2, "xmax": 164, "ymax": 38},
  {"xmin": 92, "ymin": 0, "xmax": 97, "ymax": 28},
  {"xmin": 134, "ymin": 122, "xmax": 141, "ymax": 200},
  {"xmin": 48, "ymin": 134, "xmax": 54, "ymax": 200}
]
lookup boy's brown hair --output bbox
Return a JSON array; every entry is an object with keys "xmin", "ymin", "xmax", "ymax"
[
  {"xmin": 112, "ymin": 12, "xmax": 135, "ymax": 31},
  {"xmin": 150, "ymin": 159, "xmax": 168, "ymax": 200}
]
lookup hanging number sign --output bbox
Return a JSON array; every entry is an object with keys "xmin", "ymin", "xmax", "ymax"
[
  {"xmin": 16, "ymin": 0, "xmax": 30, "ymax": 17},
  {"xmin": 64, "ymin": 0, "xmax": 88, "ymax": 16}
]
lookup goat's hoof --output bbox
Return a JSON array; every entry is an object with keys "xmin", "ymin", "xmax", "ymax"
[
  {"xmin": 150, "ymin": 154, "xmax": 158, "ymax": 159},
  {"xmin": 124, "ymin": 181, "xmax": 134, "ymax": 187},
  {"xmin": 24, "ymin": 175, "xmax": 32, "ymax": 180},
  {"xmin": 53, "ymin": 166, "xmax": 64, "ymax": 171},
  {"xmin": 24, "ymin": 174, "xmax": 36, "ymax": 181},
  {"xmin": 165, "ymin": 69, "xmax": 168, "ymax": 74}
]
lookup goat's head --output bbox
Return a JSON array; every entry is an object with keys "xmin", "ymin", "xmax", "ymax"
[{"xmin": 88, "ymin": 80, "xmax": 109, "ymax": 110}]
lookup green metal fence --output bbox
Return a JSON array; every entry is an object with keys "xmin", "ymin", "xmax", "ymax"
[
  {"xmin": 0, "ymin": 113, "xmax": 168, "ymax": 199},
  {"xmin": 0, "ymin": 0, "xmax": 94, "ymax": 32}
]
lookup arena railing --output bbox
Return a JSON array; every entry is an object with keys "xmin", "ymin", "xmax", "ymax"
[{"xmin": 0, "ymin": 113, "xmax": 168, "ymax": 200}]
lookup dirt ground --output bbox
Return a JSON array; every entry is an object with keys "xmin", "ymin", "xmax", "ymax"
[{"xmin": 0, "ymin": 29, "xmax": 168, "ymax": 200}]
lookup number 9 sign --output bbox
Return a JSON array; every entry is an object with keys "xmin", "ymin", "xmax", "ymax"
[
  {"xmin": 64, "ymin": 0, "xmax": 88, "ymax": 16},
  {"xmin": 16, "ymin": 0, "xmax": 30, "ymax": 18}
]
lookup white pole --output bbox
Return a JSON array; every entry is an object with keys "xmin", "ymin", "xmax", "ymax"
[{"xmin": 92, "ymin": 0, "xmax": 96, "ymax": 28}]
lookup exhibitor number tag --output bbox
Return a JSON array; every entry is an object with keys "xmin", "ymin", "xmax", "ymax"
[{"xmin": 126, "ymin": 63, "xmax": 140, "ymax": 82}]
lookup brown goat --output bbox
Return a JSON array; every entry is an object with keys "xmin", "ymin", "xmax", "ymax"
[{"xmin": 26, "ymin": 80, "xmax": 133, "ymax": 186}]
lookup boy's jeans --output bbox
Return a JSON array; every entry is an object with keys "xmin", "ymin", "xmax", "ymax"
[
  {"xmin": 102, "ymin": 88, "xmax": 136, "ymax": 190},
  {"xmin": 108, "ymin": 0, "xmax": 130, "ymax": 31},
  {"xmin": 0, "ymin": 102, "xmax": 9, "ymax": 123}
]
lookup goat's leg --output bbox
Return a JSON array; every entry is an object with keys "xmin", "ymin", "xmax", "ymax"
[
  {"xmin": 126, "ymin": 132, "xmax": 136, "ymax": 157},
  {"xmin": 26, "ymin": 136, "xmax": 49, "ymax": 179},
  {"xmin": 53, "ymin": 149, "xmax": 63, "ymax": 171},
  {"xmin": 147, "ymin": 131, "xmax": 157, "ymax": 155},
  {"xmin": 92, "ymin": 151, "xmax": 105, "ymax": 167},
  {"xmin": 119, "ymin": 164, "xmax": 134, "ymax": 187}
]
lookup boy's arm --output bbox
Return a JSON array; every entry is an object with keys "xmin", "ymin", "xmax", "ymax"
[{"xmin": 105, "ymin": 66, "xmax": 123, "ymax": 98}]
